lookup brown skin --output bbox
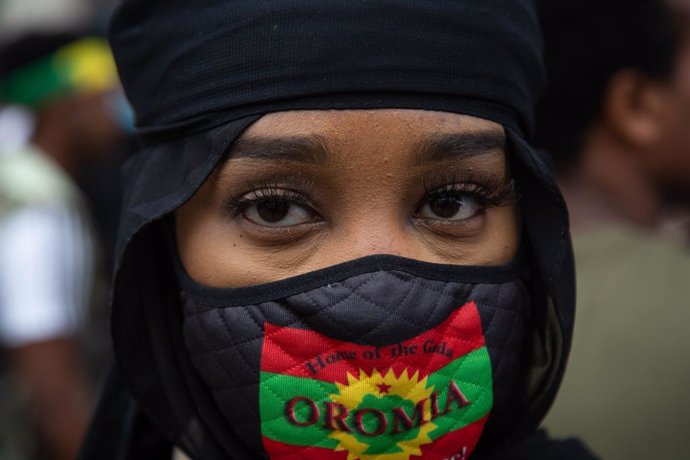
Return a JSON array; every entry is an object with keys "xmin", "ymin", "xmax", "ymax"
[
  {"xmin": 176, "ymin": 110, "xmax": 520, "ymax": 288},
  {"xmin": 562, "ymin": 3, "xmax": 690, "ymax": 231}
]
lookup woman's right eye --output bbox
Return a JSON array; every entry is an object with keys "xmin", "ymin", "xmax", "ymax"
[{"xmin": 237, "ymin": 194, "xmax": 321, "ymax": 227}]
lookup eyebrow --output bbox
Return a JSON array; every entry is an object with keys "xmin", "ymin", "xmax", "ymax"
[
  {"xmin": 226, "ymin": 135, "xmax": 330, "ymax": 165},
  {"xmin": 413, "ymin": 131, "xmax": 506, "ymax": 165},
  {"xmin": 224, "ymin": 130, "xmax": 505, "ymax": 166}
]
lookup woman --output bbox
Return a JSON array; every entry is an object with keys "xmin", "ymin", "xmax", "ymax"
[{"xmin": 80, "ymin": 0, "xmax": 594, "ymax": 459}]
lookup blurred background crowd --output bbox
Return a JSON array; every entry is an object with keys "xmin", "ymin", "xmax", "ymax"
[
  {"xmin": 0, "ymin": 0, "xmax": 688, "ymax": 459},
  {"xmin": 0, "ymin": 1, "xmax": 129, "ymax": 459},
  {"xmin": 534, "ymin": 2, "xmax": 690, "ymax": 459}
]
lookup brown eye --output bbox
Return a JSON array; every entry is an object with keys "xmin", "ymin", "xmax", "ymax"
[
  {"xmin": 429, "ymin": 195, "xmax": 462, "ymax": 218},
  {"xmin": 241, "ymin": 197, "xmax": 319, "ymax": 227},
  {"xmin": 255, "ymin": 200, "xmax": 290, "ymax": 223},
  {"xmin": 419, "ymin": 192, "xmax": 481, "ymax": 221}
]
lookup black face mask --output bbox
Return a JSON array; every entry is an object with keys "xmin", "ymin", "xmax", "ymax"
[{"xmin": 176, "ymin": 254, "xmax": 530, "ymax": 460}]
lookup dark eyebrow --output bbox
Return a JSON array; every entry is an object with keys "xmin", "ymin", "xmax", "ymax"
[
  {"xmin": 225, "ymin": 135, "xmax": 330, "ymax": 165},
  {"xmin": 413, "ymin": 131, "xmax": 506, "ymax": 165}
]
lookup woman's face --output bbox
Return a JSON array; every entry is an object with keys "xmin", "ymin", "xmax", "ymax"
[{"xmin": 176, "ymin": 109, "xmax": 520, "ymax": 287}]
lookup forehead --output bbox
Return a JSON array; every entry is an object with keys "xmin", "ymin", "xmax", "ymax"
[
  {"xmin": 241, "ymin": 109, "xmax": 503, "ymax": 141},
  {"xmin": 221, "ymin": 109, "xmax": 508, "ymax": 184},
  {"xmin": 230, "ymin": 110, "xmax": 507, "ymax": 173}
]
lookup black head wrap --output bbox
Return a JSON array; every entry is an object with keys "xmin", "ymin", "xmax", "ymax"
[
  {"xmin": 87, "ymin": 1, "xmax": 575, "ymax": 459},
  {"xmin": 110, "ymin": 0, "xmax": 544, "ymax": 140}
]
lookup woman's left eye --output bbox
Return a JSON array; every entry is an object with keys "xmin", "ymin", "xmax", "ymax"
[
  {"xmin": 242, "ymin": 198, "xmax": 318, "ymax": 227},
  {"xmin": 417, "ymin": 191, "xmax": 482, "ymax": 221}
]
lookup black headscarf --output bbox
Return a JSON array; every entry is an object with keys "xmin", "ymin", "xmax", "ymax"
[
  {"xmin": 110, "ymin": 0, "xmax": 543, "ymax": 141},
  {"xmin": 81, "ymin": 1, "xmax": 576, "ymax": 459}
]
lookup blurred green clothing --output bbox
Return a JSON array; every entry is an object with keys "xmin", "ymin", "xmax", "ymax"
[{"xmin": 544, "ymin": 225, "xmax": 690, "ymax": 460}]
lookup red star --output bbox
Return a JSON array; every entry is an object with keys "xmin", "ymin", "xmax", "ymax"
[{"xmin": 376, "ymin": 382, "xmax": 392, "ymax": 394}]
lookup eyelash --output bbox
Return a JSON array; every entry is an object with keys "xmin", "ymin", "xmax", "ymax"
[
  {"xmin": 222, "ymin": 183, "xmax": 315, "ymax": 216},
  {"xmin": 421, "ymin": 172, "xmax": 518, "ymax": 210},
  {"xmin": 221, "ymin": 173, "xmax": 517, "ymax": 220}
]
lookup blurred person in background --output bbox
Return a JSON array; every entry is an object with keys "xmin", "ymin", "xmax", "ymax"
[
  {"xmin": 535, "ymin": 0, "xmax": 690, "ymax": 458},
  {"xmin": 0, "ymin": 33, "xmax": 122, "ymax": 460}
]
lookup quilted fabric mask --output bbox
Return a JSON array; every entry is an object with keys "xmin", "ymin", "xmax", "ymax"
[{"xmin": 176, "ymin": 254, "xmax": 530, "ymax": 459}]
